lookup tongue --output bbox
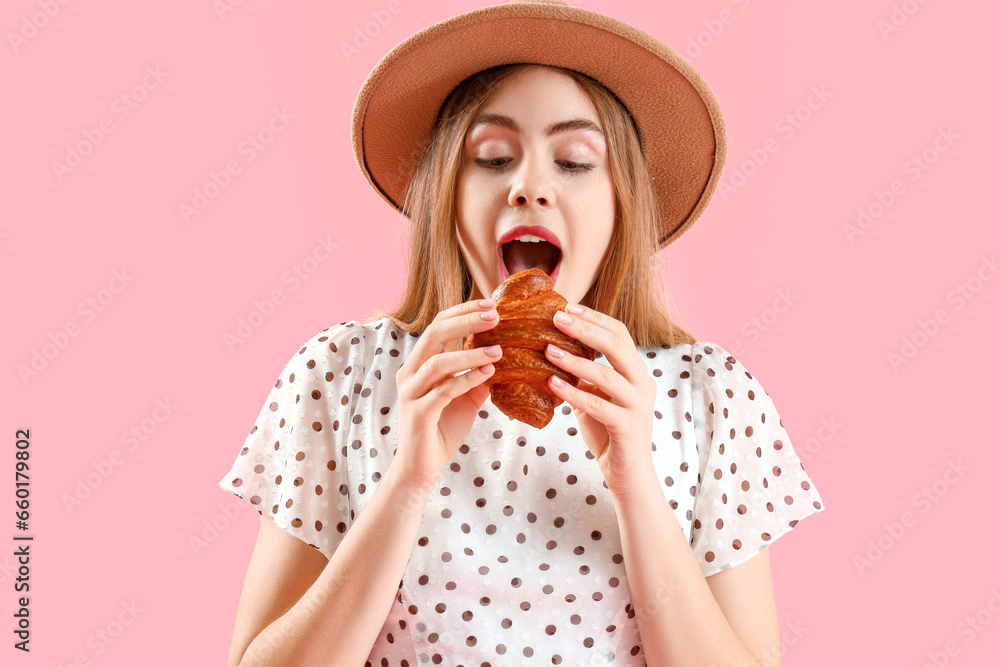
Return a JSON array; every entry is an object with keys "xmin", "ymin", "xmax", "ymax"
[{"xmin": 503, "ymin": 240, "xmax": 560, "ymax": 276}]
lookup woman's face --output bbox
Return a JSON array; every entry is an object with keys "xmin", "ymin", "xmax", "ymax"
[{"xmin": 455, "ymin": 66, "xmax": 616, "ymax": 305}]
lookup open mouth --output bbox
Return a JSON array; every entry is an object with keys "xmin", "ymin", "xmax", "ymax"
[{"xmin": 499, "ymin": 239, "xmax": 562, "ymax": 282}]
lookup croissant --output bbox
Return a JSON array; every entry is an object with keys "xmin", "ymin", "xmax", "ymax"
[{"xmin": 464, "ymin": 268, "xmax": 597, "ymax": 428}]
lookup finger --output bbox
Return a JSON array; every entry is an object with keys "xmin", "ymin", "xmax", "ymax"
[
  {"xmin": 415, "ymin": 358, "xmax": 496, "ymax": 415},
  {"xmin": 408, "ymin": 344, "xmax": 502, "ymax": 399},
  {"xmin": 401, "ymin": 300, "xmax": 498, "ymax": 381},
  {"xmin": 544, "ymin": 343, "xmax": 630, "ymax": 407},
  {"xmin": 553, "ymin": 304, "xmax": 647, "ymax": 387},
  {"xmin": 547, "ymin": 372, "xmax": 627, "ymax": 426}
]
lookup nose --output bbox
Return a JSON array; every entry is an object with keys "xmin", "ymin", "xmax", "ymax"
[{"xmin": 508, "ymin": 154, "xmax": 555, "ymax": 209}]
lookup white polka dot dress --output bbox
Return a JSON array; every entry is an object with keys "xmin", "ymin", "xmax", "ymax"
[{"xmin": 218, "ymin": 317, "xmax": 825, "ymax": 666}]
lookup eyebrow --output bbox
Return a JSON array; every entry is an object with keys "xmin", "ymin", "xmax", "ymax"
[{"xmin": 470, "ymin": 113, "xmax": 605, "ymax": 140}]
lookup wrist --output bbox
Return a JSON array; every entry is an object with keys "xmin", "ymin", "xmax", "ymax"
[
  {"xmin": 386, "ymin": 460, "xmax": 439, "ymax": 495},
  {"xmin": 608, "ymin": 464, "xmax": 662, "ymax": 508}
]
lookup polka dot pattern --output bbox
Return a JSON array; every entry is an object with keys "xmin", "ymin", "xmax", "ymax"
[
  {"xmin": 218, "ymin": 319, "xmax": 825, "ymax": 665},
  {"xmin": 217, "ymin": 322, "xmax": 363, "ymax": 558},
  {"xmin": 686, "ymin": 344, "xmax": 825, "ymax": 576}
]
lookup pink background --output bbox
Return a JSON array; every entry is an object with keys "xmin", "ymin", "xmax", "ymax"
[{"xmin": 3, "ymin": 0, "xmax": 997, "ymax": 664}]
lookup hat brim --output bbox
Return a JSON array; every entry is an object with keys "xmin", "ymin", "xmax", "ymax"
[{"xmin": 351, "ymin": 1, "xmax": 727, "ymax": 249}]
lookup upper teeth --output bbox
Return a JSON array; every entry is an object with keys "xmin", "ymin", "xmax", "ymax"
[{"xmin": 513, "ymin": 234, "xmax": 547, "ymax": 243}]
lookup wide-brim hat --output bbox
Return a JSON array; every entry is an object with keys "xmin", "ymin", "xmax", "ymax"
[{"xmin": 350, "ymin": 0, "xmax": 727, "ymax": 250}]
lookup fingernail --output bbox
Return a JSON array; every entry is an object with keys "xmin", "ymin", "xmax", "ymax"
[
  {"xmin": 480, "ymin": 363, "xmax": 494, "ymax": 374},
  {"xmin": 479, "ymin": 298, "xmax": 496, "ymax": 308},
  {"xmin": 567, "ymin": 304, "xmax": 584, "ymax": 315},
  {"xmin": 481, "ymin": 309, "xmax": 498, "ymax": 320},
  {"xmin": 550, "ymin": 375, "xmax": 565, "ymax": 388},
  {"xmin": 555, "ymin": 311, "xmax": 572, "ymax": 325},
  {"xmin": 546, "ymin": 344, "xmax": 564, "ymax": 358},
  {"xmin": 485, "ymin": 345, "xmax": 502, "ymax": 356}
]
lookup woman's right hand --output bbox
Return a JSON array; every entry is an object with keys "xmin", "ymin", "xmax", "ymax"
[{"xmin": 393, "ymin": 298, "xmax": 503, "ymax": 490}]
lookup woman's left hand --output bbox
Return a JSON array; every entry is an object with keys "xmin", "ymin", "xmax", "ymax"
[{"xmin": 545, "ymin": 303, "xmax": 658, "ymax": 500}]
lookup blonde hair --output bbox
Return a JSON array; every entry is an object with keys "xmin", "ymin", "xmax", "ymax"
[{"xmin": 367, "ymin": 63, "xmax": 697, "ymax": 352}]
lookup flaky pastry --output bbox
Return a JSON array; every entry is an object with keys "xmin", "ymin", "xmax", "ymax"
[{"xmin": 464, "ymin": 268, "xmax": 597, "ymax": 428}]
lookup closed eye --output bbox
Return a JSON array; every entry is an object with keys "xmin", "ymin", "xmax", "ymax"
[{"xmin": 474, "ymin": 157, "xmax": 595, "ymax": 174}]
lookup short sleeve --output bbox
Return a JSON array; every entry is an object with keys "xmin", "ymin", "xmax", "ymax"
[
  {"xmin": 688, "ymin": 342, "xmax": 825, "ymax": 577},
  {"xmin": 217, "ymin": 321, "xmax": 366, "ymax": 559}
]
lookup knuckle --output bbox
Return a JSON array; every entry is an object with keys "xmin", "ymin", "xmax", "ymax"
[
  {"xmin": 434, "ymin": 379, "xmax": 453, "ymax": 399},
  {"xmin": 611, "ymin": 335, "xmax": 624, "ymax": 356},
  {"xmin": 427, "ymin": 354, "xmax": 444, "ymax": 377}
]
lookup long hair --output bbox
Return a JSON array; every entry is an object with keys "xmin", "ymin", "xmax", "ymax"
[{"xmin": 367, "ymin": 63, "xmax": 697, "ymax": 352}]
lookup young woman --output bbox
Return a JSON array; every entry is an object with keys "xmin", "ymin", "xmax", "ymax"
[{"xmin": 219, "ymin": 2, "xmax": 825, "ymax": 666}]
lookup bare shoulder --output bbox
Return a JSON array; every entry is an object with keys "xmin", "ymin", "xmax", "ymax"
[
  {"xmin": 705, "ymin": 547, "xmax": 781, "ymax": 667},
  {"xmin": 226, "ymin": 514, "xmax": 329, "ymax": 667}
]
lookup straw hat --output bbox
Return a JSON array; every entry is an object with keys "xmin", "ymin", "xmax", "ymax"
[{"xmin": 350, "ymin": 0, "xmax": 727, "ymax": 249}]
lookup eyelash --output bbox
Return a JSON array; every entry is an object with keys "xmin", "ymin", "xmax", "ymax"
[{"xmin": 474, "ymin": 157, "xmax": 595, "ymax": 174}]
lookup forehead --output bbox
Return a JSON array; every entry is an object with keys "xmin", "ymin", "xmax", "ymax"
[{"xmin": 468, "ymin": 68, "xmax": 605, "ymax": 141}]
